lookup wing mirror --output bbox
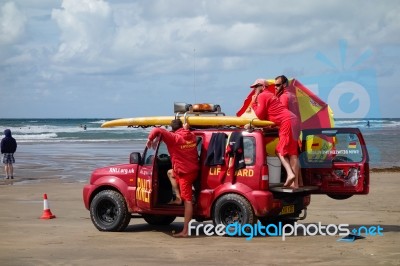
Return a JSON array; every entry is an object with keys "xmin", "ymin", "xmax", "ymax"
[{"xmin": 130, "ymin": 152, "xmax": 142, "ymax": 164}]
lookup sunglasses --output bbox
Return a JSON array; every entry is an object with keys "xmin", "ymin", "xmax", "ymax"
[{"xmin": 275, "ymin": 83, "xmax": 282, "ymax": 88}]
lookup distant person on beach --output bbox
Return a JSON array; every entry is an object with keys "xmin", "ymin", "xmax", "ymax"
[
  {"xmin": 1, "ymin": 129, "xmax": 17, "ymax": 180},
  {"xmin": 146, "ymin": 119, "xmax": 199, "ymax": 237},
  {"xmin": 83, "ymin": 125, "xmax": 87, "ymax": 130},
  {"xmin": 367, "ymin": 120, "xmax": 370, "ymax": 127}
]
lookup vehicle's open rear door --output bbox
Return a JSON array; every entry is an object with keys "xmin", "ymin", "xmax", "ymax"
[
  {"xmin": 300, "ymin": 128, "xmax": 369, "ymax": 199},
  {"xmin": 136, "ymin": 146, "xmax": 156, "ymax": 209}
]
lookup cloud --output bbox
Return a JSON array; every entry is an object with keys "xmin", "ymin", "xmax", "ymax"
[
  {"xmin": 48, "ymin": 0, "xmax": 400, "ymax": 78},
  {"xmin": 51, "ymin": 0, "xmax": 115, "ymax": 65},
  {"xmin": 0, "ymin": 0, "xmax": 399, "ymax": 118},
  {"xmin": 0, "ymin": 1, "xmax": 27, "ymax": 44}
]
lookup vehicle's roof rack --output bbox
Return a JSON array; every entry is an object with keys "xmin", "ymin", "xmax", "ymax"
[
  {"xmin": 170, "ymin": 102, "xmax": 269, "ymax": 130},
  {"xmin": 173, "ymin": 102, "xmax": 225, "ymax": 122}
]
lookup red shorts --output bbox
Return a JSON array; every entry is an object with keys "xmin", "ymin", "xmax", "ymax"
[
  {"xmin": 276, "ymin": 118, "xmax": 300, "ymax": 156},
  {"xmin": 173, "ymin": 171, "xmax": 197, "ymax": 202}
]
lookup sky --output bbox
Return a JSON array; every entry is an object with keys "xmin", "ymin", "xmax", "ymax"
[{"xmin": 0, "ymin": 0, "xmax": 399, "ymax": 119}]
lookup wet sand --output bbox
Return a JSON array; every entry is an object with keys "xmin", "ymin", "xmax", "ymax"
[{"xmin": 0, "ymin": 171, "xmax": 399, "ymax": 265}]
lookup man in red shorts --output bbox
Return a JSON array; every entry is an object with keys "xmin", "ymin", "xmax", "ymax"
[
  {"xmin": 274, "ymin": 75, "xmax": 303, "ymax": 187},
  {"xmin": 146, "ymin": 119, "xmax": 199, "ymax": 237},
  {"xmin": 249, "ymin": 79, "xmax": 301, "ymax": 188}
]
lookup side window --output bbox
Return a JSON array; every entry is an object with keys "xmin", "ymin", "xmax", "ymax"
[
  {"xmin": 144, "ymin": 140, "xmax": 170, "ymax": 166},
  {"xmin": 243, "ymin": 136, "xmax": 255, "ymax": 166},
  {"xmin": 156, "ymin": 141, "xmax": 170, "ymax": 157},
  {"xmin": 143, "ymin": 146, "xmax": 156, "ymax": 165},
  {"xmin": 144, "ymin": 136, "xmax": 201, "ymax": 165}
]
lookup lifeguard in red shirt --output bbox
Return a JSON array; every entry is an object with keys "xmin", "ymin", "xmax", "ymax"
[
  {"xmin": 274, "ymin": 75, "xmax": 303, "ymax": 187},
  {"xmin": 250, "ymin": 79, "xmax": 301, "ymax": 188},
  {"xmin": 147, "ymin": 119, "xmax": 199, "ymax": 237}
]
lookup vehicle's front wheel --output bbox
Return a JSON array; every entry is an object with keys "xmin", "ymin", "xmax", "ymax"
[
  {"xmin": 213, "ymin": 193, "xmax": 255, "ymax": 228},
  {"xmin": 142, "ymin": 214, "xmax": 176, "ymax": 225},
  {"xmin": 90, "ymin": 190, "xmax": 131, "ymax": 232}
]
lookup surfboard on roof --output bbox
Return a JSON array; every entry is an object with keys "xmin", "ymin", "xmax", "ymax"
[{"xmin": 101, "ymin": 102, "xmax": 275, "ymax": 128}]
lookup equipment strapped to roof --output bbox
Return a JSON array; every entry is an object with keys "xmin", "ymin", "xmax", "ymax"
[
  {"xmin": 173, "ymin": 102, "xmax": 226, "ymax": 124},
  {"xmin": 101, "ymin": 102, "xmax": 275, "ymax": 129}
]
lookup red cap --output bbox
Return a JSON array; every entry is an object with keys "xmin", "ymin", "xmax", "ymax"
[{"xmin": 250, "ymin": 79, "xmax": 266, "ymax": 88}]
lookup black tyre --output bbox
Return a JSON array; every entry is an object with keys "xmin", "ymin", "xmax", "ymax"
[
  {"xmin": 90, "ymin": 190, "xmax": 131, "ymax": 232},
  {"xmin": 213, "ymin": 193, "xmax": 255, "ymax": 227},
  {"xmin": 142, "ymin": 214, "xmax": 176, "ymax": 225},
  {"xmin": 327, "ymin": 194, "xmax": 353, "ymax": 200}
]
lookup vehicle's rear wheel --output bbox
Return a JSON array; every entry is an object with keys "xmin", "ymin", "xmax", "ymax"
[
  {"xmin": 142, "ymin": 214, "xmax": 176, "ymax": 225},
  {"xmin": 327, "ymin": 194, "xmax": 353, "ymax": 200},
  {"xmin": 90, "ymin": 190, "xmax": 131, "ymax": 232},
  {"xmin": 213, "ymin": 193, "xmax": 255, "ymax": 229}
]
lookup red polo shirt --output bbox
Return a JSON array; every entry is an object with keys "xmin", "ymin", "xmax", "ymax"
[
  {"xmin": 148, "ymin": 128, "xmax": 199, "ymax": 175},
  {"xmin": 251, "ymin": 89, "xmax": 296, "ymax": 125}
]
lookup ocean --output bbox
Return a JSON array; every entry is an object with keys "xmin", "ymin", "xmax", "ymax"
[
  {"xmin": 0, "ymin": 118, "xmax": 151, "ymax": 143},
  {"xmin": 0, "ymin": 118, "xmax": 399, "ymax": 183}
]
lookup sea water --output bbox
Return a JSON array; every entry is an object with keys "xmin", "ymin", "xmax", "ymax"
[
  {"xmin": 0, "ymin": 118, "xmax": 399, "ymax": 183},
  {"xmin": 0, "ymin": 118, "xmax": 151, "ymax": 143},
  {"xmin": 334, "ymin": 118, "xmax": 400, "ymax": 169}
]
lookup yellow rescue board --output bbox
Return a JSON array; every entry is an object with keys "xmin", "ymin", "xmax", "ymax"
[{"xmin": 101, "ymin": 116, "xmax": 275, "ymax": 128}]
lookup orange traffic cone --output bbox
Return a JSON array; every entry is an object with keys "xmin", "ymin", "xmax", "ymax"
[{"xmin": 40, "ymin": 193, "xmax": 56, "ymax": 219}]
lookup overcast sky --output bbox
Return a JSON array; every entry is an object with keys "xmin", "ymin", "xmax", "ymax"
[{"xmin": 0, "ymin": 0, "xmax": 399, "ymax": 118}]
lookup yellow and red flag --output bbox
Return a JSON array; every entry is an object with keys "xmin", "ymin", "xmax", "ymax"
[{"xmin": 236, "ymin": 78, "xmax": 334, "ymax": 130}]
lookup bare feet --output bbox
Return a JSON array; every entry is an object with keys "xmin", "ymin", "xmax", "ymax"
[
  {"xmin": 168, "ymin": 197, "xmax": 182, "ymax": 205},
  {"xmin": 172, "ymin": 230, "xmax": 188, "ymax": 237},
  {"xmin": 289, "ymin": 176, "xmax": 299, "ymax": 189},
  {"xmin": 283, "ymin": 175, "xmax": 295, "ymax": 187}
]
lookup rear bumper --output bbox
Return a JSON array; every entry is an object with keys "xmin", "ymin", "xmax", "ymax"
[
  {"xmin": 244, "ymin": 190, "xmax": 274, "ymax": 217},
  {"xmin": 249, "ymin": 190, "xmax": 310, "ymax": 218}
]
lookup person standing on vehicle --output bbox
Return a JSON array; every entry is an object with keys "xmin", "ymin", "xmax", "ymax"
[
  {"xmin": 249, "ymin": 79, "xmax": 301, "ymax": 188},
  {"xmin": 146, "ymin": 119, "xmax": 199, "ymax": 237},
  {"xmin": 1, "ymin": 129, "xmax": 17, "ymax": 180},
  {"xmin": 274, "ymin": 75, "xmax": 303, "ymax": 187},
  {"xmin": 275, "ymin": 75, "xmax": 297, "ymax": 114}
]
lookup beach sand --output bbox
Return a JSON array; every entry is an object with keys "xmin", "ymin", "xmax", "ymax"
[{"xmin": 0, "ymin": 172, "xmax": 399, "ymax": 265}]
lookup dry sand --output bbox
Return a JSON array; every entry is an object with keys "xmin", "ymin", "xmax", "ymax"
[{"xmin": 0, "ymin": 172, "xmax": 399, "ymax": 266}]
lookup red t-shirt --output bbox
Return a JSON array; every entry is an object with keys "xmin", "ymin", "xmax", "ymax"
[
  {"xmin": 277, "ymin": 89, "xmax": 301, "ymax": 121},
  {"xmin": 251, "ymin": 89, "xmax": 295, "ymax": 125},
  {"xmin": 148, "ymin": 128, "xmax": 199, "ymax": 175},
  {"xmin": 278, "ymin": 90, "xmax": 290, "ymax": 109},
  {"xmin": 253, "ymin": 89, "xmax": 301, "ymax": 156}
]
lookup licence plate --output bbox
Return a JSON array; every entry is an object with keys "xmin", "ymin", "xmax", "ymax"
[{"xmin": 279, "ymin": 205, "xmax": 295, "ymax": 215}]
